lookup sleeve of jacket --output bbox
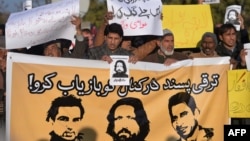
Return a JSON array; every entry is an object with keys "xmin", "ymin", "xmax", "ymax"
[
  {"xmin": 94, "ymin": 23, "xmax": 107, "ymax": 47},
  {"xmin": 132, "ymin": 39, "xmax": 157, "ymax": 60},
  {"xmin": 69, "ymin": 39, "xmax": 88, "ymax": 59},
  {"xmin": 236, "ymin": 61, "xmax": 247, "ymax": 69},
  {"xmin": 240, "ymin": 29, "xmax": 250, "ymax": 44}
]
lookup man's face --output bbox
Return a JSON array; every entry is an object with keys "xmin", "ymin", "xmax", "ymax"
[
  {"xmin": 82, "ymin": 31, "xmax": 94, "ymax": 48},
  {"xmin": 113, "ymin": 105, "xmax": 140, "ymax": 141},
  {"xmin": 219, "ymin": 28, "xmax": 237, "ymax": 48},
  {"xmin": 44, "ymin": 43, "xmax": 61, "ymax": 57},
  {"xmin": 160, "ymin": 35, "xmax": 174, "ymax": 55},
  {"xmin": 105, "ymin": 33, "xmax": 122, "ymax": 51},
  {"xmin": 201, "ymin": 36, "xmax": 216, "ymax": 56},
  {"xmin": 115, "ymin": 62, "xmax": 124, "ymax": 73},
  {"xmin": 228, "ymin": 11, "xmax": 237, "ymax": 20},
  {"xmin": 52, "ymin": 106, "xmax": 82, "ymax": 140},
  {"xmin": 171, "ymin": 103, "xmax": 196, "ymax": 139}
]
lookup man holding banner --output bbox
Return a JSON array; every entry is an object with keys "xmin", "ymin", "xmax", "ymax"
[{"xmin": 89, "ymin": 23, "xmax": 138, "ymax": 64}]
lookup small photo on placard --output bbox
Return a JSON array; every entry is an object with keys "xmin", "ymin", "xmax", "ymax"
[
  {"xmin": 224, "ymin": 5, "xmax": 241, "ymax": 31},
  {"xmin": 109, "ymin": 55, "xmax": 130, "ymax": 86}
]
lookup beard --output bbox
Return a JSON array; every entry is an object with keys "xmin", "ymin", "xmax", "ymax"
[
  {"xmin": 160, "ymin": 46, "xmax": 174, "ymax": 56},
  {"xmin": 113, "ymin": 128, "xmax": 138, "ymax": 141}
]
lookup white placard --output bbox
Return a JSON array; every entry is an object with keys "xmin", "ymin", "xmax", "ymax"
[
  {"xmin": 224, "ymin": 5, "xmax": 241, "ymax": 31},
  {"xmin": 5, "ymin": 0, "xmax": 80, "ymax": 49},
  {"xmin": 109, "ymin": 55, "xmax": 130, "ymax": 86},
  {"xmin": 107, "ymin": 0, "xmax": 163, "ymax": 36}
]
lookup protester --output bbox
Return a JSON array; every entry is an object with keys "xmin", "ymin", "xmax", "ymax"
[
  {"xmin": 94, "ymin": 11, "xmax": 158, "ymax": 61},
  {"xmin": 71, "ymin": 16, "xmax": 95, "ymax": 59},
  {"xmin": 216, "ymin": 23, "xmax": 246, "ymax": 69},
  {"xmin": 216, "ymin": 23, "xmax": 250, "ymax": 125},
  {"xmin": 89, "ymin": 22, "xmax": 138, "ymax": 64},
  {"xmin": 42, "ymin": 15, "xmax": 88, "ymax": 58},
  {"xmin": 142, "ymin": 28, "xmax": 189, "ymax": 66},
  {"xmin": 214, "ymin": 14, "xmax": 249, "ymax": 45},
  {"xmin": 0, "ymin": 36, "xmax": 6, "ymax": 124},
  {"xmin": 189, "ymin": 32, "xmax": 220, "ymax": 58},
  {"xmin": 81, "ymin": 28, "xmax": 95, "ymax": 48}
]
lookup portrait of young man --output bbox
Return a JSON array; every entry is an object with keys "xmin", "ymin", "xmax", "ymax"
[
  {"xmin": 168, "ymin": 92, "xmax": 214, "ymax": 141},
  {"xmin": 106, "ymin": 97, "xmax": 150, "ymax": 141},
  {"xmin": 46, "ymin": 94, "xmax": 85, "ymax": 141}
]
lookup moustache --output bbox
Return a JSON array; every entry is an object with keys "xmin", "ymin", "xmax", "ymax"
[{"xmin": 118, "ymin": 128, "xmax": 132, "ymax": 136}]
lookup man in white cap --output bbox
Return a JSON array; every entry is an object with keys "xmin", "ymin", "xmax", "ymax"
[{"xmin": 142, "ymin": 28, "xmax": 189, "ymax": 65}]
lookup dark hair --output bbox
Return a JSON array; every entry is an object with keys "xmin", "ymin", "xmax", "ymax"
[
  {"xmin": 201, "ymin": 32, "xmax": 218, "ymax": 46},
  {"xmin": 104, "ymin": 23, "xmax": 123, "ymax": 37},
  {"xmin": 43, "ymin": 40, "xmax": 60, "ymax": 49},
  {"xmin": 218, "ymin": 23, "xmax": 236, "ymax": 36},
  {"xmin": 56, "ymin": 38, "xmax": 72, "ymax": 49},
  {"xmin": 106, "ymin": 97, "xmax": 150, "ymax": 140},
  {"xmin": 168, "ymin": 92, "xmax": 197, "ymax": 123},
  {"xmin": 132, "ymin": 36, "xmax": 146, "ymax": 48},
  {"xmin": 46, "ymin": 94, "xmax": 85, "ymax": 122},
  {"xmin": 227, "ymin": 9, "xmax": 239, "ymax": 19},
  {"xmin": 81, "ymin": 28, "xmax": 91, "ymax": 34},
  {"xmin": 114, "ymin": 60, "xmax": 127, "ymax": 73}
]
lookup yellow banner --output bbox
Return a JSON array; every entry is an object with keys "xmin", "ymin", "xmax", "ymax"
[
  {"xmin": 228, "ymin": 69, "xmax": 250, "ymax": 118},
  {"xmin": 162, "ymin": 5, "xmax": 213, "ymax": 48},
  {"xmin": 7, "ymin": 53, "xmax": 230, "ymax": 141}
]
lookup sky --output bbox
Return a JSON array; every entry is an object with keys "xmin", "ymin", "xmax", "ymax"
[
  {"xmin": 2, "ymin": 0, "xmax": 92, "ymax": 13},
  {"xmin": 3, "ymin": 0, "xmax": 46, "ymax": 13}
]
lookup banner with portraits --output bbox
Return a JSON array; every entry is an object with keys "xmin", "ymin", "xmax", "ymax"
[{"xmin": 6, "ymin": 52, "xmax": 230, "ymax": 141}]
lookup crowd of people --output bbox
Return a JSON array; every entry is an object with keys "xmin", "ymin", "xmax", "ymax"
[{"xmin": 0, "ymin": 1, "xmax": 249, "ymax": 136}]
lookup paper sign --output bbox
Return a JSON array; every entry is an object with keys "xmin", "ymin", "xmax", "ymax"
[
  {"xmin": 107, "ymin": 0, "xmax": 163, "ymax": 36},
  {"xmin": 228, "ymin": 69, "xmax": 250, "ymax": 117},
  {"xmin": 109, "ymin": 55, "xmax": 130, "ymax": 86},
  {"xmin": 224, "ymin": 5, "xmax": 241, "ymax": 31},
  {"xmin": 162, "ymin": 5, "xmax": 213, "ymax": 48},
  {"xmin": 5, "ymin": 0, "xmax": 79, "ymax": 49}
]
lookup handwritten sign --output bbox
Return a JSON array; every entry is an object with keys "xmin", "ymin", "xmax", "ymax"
[
  {"xmin": 162, "ymin": 5, "xmax": 213, "ymax": 48},
  {"xmin": 228, "ymin": 69, "xmax": 250, "ymax": 117},
  {"xmin": 5, "ymin": 0, "xmax": 79, "ymax": 49},
  {"xmin": 107, "ymin": 0, "xmax": 163, "ymax": 36}
]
